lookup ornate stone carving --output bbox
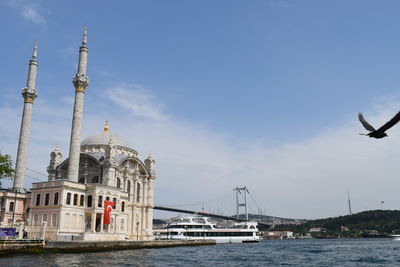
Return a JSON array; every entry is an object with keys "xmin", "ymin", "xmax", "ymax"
[
  {"xmin": 73, "ymin": 74, "xmax": 89, "ymax": 92},
  {"xmin": 47, "ymin": 147, "xmax": 62, "ymax": 181},
  {"xmin": 22, "ymin": 88, "xmax": 37, "ymax": 103},
  {"xmin": 145, "ymin": 154, "xmax": 156, "ymax": 178}
]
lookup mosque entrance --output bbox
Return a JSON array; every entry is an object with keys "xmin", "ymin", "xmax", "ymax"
[
  {"xmin": 85, "ymin": 213, "xmax": 92, "ymax": 231},
  {"xmin": 95, "ymin": 214, "xmax": 102, "ymax": 232}
]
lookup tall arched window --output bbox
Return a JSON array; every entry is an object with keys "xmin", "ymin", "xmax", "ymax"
[
  {"xmin": 36, "ymin": 194, "xmax": 41, "ymax": 206},
  {"xmin": 66, "ymin": 193, "xmax": 71, "ymax": 205},
  {"xmin": 45, "ymin": 193, "xmax": 50, "ymax": 206},
  {"xmin": 9, "ymin": 202, "xmax": 14, "ymax": 212},
  {"xmin": 87, "ymin": 195, "xmax": 92, "ymax": 207},
  {"xmin": 112, "ymin": 198, "xmax": 116, "ymax": 209},
  {"xmin": 80, "ymin": 195, "xmax": 84, "ymax": 206},
  {"xmin": 117, "ymin": 178, "xmax": 121, "ymax": 188},
  {"xmin": 73, "ymin": 194, "xmax": 78, "ymax": 206},
  {"xmin": 121, "ymin": 201, "xmax": 125, "ymax": 212},
  {"xmin": 98, "ymin": 195, "xmax": 103, "ymax": 207},
  {"xmin": 136, "ymin": 183, "xmax": 140, "ymax": 202},
  {"xmin": 127, "ymin": 181, "xmax": 131, "ymax": 194},
  {"xmin": 54, "ymin": 192, "xmax": 59, "ymax": 205}
]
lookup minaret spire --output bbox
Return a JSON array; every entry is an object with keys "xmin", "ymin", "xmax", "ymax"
[
  {"xmin": 13, "ymin": 41, "xmax": 39, "ymax": 191},
  {"xmin": 67, "ymin": 28, "xmax": 90, "ymax": 182},
  {"xmin": 104, "ymin": 120, "xmax": 109, "ymax": 133},
  {"xmin": 32, "ymin": 41, "xmax": 38, "ymax": 58},
  {"xmin": 82, "ymin": 26, "xmax": 87, "ymax": 46}
]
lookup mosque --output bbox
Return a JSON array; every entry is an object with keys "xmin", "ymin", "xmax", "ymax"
[{"xmin": 0, "ymin": 29, "xmax": 156, "ymax": 241}]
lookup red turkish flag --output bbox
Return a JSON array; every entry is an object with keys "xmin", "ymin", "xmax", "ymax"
[{"xmin": 103, "ymin": 201, "xmax": 114, "ymax": 225}]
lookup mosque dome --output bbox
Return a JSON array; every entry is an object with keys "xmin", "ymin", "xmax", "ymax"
[{"xmin": 81, "ymin": 121, "xmax": 130, "ymax": 148}]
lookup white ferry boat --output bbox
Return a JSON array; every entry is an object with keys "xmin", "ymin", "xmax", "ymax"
[{"xmin": 155, "ymin": 216, "xmax": 260, "ymax": 243}]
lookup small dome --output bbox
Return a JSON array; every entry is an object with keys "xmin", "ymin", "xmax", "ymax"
[{"xmin": 81, "ymin": 132, "xmax": 130, "ymax": 148}]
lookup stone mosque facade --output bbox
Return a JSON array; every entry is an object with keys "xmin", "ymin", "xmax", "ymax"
[{"xmin": 0, "ymin": 29, "xmax": 157, "ymax": 241}]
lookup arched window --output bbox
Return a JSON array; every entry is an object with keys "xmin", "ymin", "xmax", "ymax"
[
  {"xmin": 45, "ymin": 193, "xmax": 50, "ymax": 206},
  {"xmin": 136, "ymin": 183, "xmax": 140, "ymax": 202},
  {"xmin": 73, "ymin": 194, "xmax": 78, "ymax": 206},
  {"xmin": 127, "ymin": 181, "xmax": 131, "ymax": 194},
  {"xmin": 98, "ymin": 195, "xmax": 103, "ymax": 207},
  {"xmin": 66, "ymin": 193, "xmax": 71, "ymax": 205},
  {"xmin": 87, "ymin": 195, "xmax": 92, "ymax": 207},
  {"xmin": 78, "ymin": 177, "xmax": 85, "ymax": 184},
  {"xmin": 106, "ymin": 196, "xmax": 110, "ymax": 201},
  {"xmin": 117, "ymin": 178, "xmax": 121, "ymax": 188},
  {"xmin": 121, "ymin": 201, "xmax": 125, "ymax": 212},
  {"xmin": 36, "ymin": 194, "xmax": 41, "ymax": 206},
  {"xmin": 54, "ymin": 192, "xmax": 59, "ymax": 205},
  {"xmin": 9, "ymin": 202, "xmax": 14, "ymax": 212},
  {"xmin": 52, "ymin": 214, "xmax": 57, "ymax": 227},
  {"xmin": 112, "ymin": 198, "xmax": 116, "ymax": 209},
  {"xmin": 92, "ymin": 176, "xmax": 99, "ymax": 183},
  {"xmin": 80, "ymin": 195, "xmax": 84, "ymax": 206}
]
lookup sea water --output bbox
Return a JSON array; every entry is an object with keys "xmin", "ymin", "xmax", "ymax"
[{"xmin": 1, "ymin": 239, "xmax": 400, "ymax": 266}]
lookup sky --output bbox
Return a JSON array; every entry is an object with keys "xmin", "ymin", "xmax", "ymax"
[{"xmin": 1, "ymin": 0, "xmax": 400, "ymax": 219}]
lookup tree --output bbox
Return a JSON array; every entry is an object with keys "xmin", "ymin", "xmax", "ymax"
[{"xmin": 0, "ymin": 152, "xmax": 14, "ymax": 187}]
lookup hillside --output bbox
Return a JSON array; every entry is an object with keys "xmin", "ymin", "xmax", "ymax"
[{"xmin": 272, "ymin": 210, "xmax": 400, "ymax": 237}]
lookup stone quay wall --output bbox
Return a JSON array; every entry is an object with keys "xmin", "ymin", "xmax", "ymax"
[
  {"xmin": 0, "ymin": 240, "xmax": 44, "ymax": 254},
  {"xmin": 0, "ymin": 239, "xmax": 215, "ymax": 256}
]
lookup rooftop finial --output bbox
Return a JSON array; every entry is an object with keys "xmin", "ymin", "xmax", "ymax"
[
  {"xmin": 104, "ymin": 120, "xmax": 109, "ymax": 133},
  {"xmin": 82, "ymin": 27, "xmax": 87, "ymax": 45},
  {"xmin": 32, "ymin": 40, "xmax": 38, "ymax": 59}
]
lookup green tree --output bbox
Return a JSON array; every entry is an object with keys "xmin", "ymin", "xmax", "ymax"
[{"xmin": 0, "ymin": 152, "xmax": 14, "ymax": 187}]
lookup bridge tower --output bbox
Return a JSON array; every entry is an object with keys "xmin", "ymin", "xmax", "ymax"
[{"xmin": 234, "ymin": 187, "xmax": 249, "ymax": 221}]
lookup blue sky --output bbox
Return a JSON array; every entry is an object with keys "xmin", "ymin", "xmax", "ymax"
[{"xmin": 2, "ymin": 0, "xmax": 400, "ymax": 219}]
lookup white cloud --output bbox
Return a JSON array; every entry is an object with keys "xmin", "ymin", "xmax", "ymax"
[
  {"xmin": 21, "ymin": 5, "xmax": 44, "ymax": 24},
  {"xmin": 2, "ymin": 82, "xmax": 400, "ymax": 220},
  {"xmin": 104, "ymin": 84, "xmax": 167, "ymax": 121},
  {"xmin": 5, "ymin": 0, "xmax": 45, "ymax": 25}
]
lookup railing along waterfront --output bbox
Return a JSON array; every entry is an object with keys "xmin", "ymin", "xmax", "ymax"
[{"xmin": 25, "ymin": 225, "xmax": 58, "ymax": 241}]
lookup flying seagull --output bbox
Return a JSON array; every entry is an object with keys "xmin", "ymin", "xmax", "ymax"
[{"xmin": 358, "ymin": 111, "xmax": 400, "ymax": 138}]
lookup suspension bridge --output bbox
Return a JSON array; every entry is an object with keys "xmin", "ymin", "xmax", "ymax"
[{"xmin": 22, "ymin": 167, "xmax": 270, "ymax": 227}]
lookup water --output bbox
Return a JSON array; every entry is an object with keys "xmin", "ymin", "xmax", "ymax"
[{"xmin": 1, "ymin": 239, "xmax": 400, "ymax": 266}]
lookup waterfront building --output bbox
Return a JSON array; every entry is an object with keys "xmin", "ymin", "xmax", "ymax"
[
  {"xmin": 29, "ymin": 122, "xmax": 156, "ymax": 241},
  {"xmin": 309, "ymin": 227, "xmax": 326, "ymax": 233},
  {"xmin": 0, "ymin": 29, "xmax": 157, "ymax": 241},
  {"xmin": 263, "ymin": 231, "xmax": 294, "ymax": 240},
  {"xmin": 0, "ymin": 189, "xmax": 31, "ymax": 226}
]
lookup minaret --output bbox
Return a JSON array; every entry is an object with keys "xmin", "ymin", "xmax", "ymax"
[
  {"xmin": 67, "ymin": 28, "xmax": 89, "ymax": 182},
  {"xmin": 13, "ymin": 42, "xmax": 39, "ymax": 192}
]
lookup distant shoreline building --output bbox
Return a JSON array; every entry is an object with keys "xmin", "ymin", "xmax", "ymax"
[{"xmin": 0, "ymin": 29, "xmax": 157, "ymax": 241}]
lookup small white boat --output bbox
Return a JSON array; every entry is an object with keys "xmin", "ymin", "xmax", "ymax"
[
  {"xmin": 390, "ymin": 234, "xmax": 400, "ymax": 240},
  {"xmin": 154, "ymin": 216, "xmax": 260, "ymax": 244}
]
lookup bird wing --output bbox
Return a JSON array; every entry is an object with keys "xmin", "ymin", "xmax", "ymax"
[
  {"xmin": 358, "ymin": 113, "xmax": 376, "ymax": 131},
  {"xmin": 376, "ymin": 111, "xmax": 400, "ymax": 133}
]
